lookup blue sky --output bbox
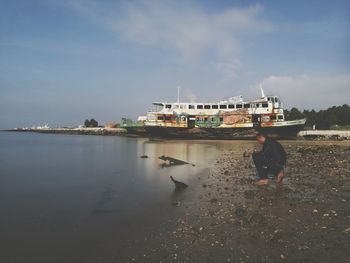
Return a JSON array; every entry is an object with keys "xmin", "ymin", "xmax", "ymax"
[{"xmin": 1, "ymin": 0, "xmax": 349, "ymax": 128}]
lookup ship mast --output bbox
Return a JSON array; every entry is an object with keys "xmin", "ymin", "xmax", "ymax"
[
  {"xmin": 177, "ymin": 86, "xmax": 180, "ymax": 104},
  {"xmin": 259, "ymin": 84, "xmax": 265, "ymax": 98}
]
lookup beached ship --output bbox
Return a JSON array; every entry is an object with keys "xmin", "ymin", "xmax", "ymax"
[
  {"xmin": 138, "ymin": 88, "xmax": 306, "ymax": 139},
  {"xmin": 120, "ymin": 117, "xmax": 147, "ymax": 136}
]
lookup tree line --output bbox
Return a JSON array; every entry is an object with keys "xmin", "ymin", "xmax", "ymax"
[
  {"xmin": 284, "ymin": 104, "xmax": 350, "ymax": 129},
  {"xmin": 84, "ymin": 118, "xmax": 98, "ymax": 127}
]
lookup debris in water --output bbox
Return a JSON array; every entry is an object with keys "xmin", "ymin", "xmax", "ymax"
[
  {"xmin": 159, "ymin": 155, "xmax": 189, "ymax": 165},
  {"xmin": 172, "ymin": 201, "xmax": 181, "ymax": 207},
  {"xmin": 170, "ymin": 176, "xmax": 188, "ymax": 190}
]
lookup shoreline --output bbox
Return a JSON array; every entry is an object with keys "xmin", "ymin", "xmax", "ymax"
[
  {"xmin": 124, "ymin": 140, "xmax": 350, "ymax": 262},
  {"xmin": 1, "ymin": 127, "xmax": 140, "ymax": 137},
  {"xmin": 2, "ymin": 128, "xmax": 350, "ymax": 141}
]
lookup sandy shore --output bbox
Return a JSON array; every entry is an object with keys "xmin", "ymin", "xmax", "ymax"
[{"xmin": 125, "ymin": 141, "xmax": 350, "ymax": 262}]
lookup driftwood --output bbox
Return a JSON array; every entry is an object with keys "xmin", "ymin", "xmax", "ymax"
[
  {"xmin": 170, "ymin": 176, "xmax": 188, "ymax": 190},
  {"xmin": 158, "ymin": 155, "xmax": 189, "ymax": 165}
]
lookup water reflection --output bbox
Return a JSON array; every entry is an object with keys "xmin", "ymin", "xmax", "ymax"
[{"xmin": 135, "ymin": 139, "xmax": 220, "ymax": 184}]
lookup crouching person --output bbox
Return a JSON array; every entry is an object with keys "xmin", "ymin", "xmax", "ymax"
[{"xmin": 253, "ymin": 132, "xmax": 286, "ymax": 185}]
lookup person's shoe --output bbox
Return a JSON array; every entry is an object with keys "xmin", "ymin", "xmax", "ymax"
[{"xmin": 254, "ymin": 179, "xmax": 269, "ymax": 185}]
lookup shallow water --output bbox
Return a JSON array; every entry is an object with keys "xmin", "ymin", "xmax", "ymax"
[{"xmin": 0, "ymin": 132, "xmax": 225, "ymax": 262}]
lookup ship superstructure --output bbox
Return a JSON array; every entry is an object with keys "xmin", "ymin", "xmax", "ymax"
[{"xmin": 141, "ymin": 89, "xmax": 306, "ymax": 139}]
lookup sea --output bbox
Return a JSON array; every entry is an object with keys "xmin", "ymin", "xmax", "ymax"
[{"xmin": 0, "ymin": 131, "xmax": 233, "ymax": 262}]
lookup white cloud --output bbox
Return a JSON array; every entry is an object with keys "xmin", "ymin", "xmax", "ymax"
[
  {"xmin": 64, "ymin": 0, "xmax": 272, "ymax": 77},
  {"xmin": 112, "ymin": 1, "xmax": 271, "ymax": 59},
  {"xmin": 215, "ymin": 59, "xmax": 242, "ymax": 79},
  {"xmin": 249, "ymin": 74, "xmax": 350, "ymax": 109}
]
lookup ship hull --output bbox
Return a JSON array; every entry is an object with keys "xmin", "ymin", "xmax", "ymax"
[
  {"xmin": 144, "ymin": 123, "xmax": 305, "ymax": 140},
  {"xmin": 123, "ymin": 127, "xmax": 147, "ymax": 136}
]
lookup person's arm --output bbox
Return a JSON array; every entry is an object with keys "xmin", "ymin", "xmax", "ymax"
[
  {"xmin": 261, "ymin": 140, "xmax": 273, "ymax": 157},
  {"xmin": 271, "ymin": 142, "xmax": 285, "ymax": 167}
]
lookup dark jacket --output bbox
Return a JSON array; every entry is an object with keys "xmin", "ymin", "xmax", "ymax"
[{"xmin": 261, "ymin": 139, "xmax": 287, "ymax": 167}]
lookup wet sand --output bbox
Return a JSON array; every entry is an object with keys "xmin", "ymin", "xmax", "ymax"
[{"xmin": 127, "ymin": 141, "xmax": 350, "ymax": 262}]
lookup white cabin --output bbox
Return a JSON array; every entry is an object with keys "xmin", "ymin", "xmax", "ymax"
[{"xmin": 147, "ymin": 95, "xmax": 284, "ymax": 121}]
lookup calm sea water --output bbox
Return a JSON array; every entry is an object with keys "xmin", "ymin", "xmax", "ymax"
[{"xmin": 0, "ymin": 132, "xmax": 227, "ymax": 262}]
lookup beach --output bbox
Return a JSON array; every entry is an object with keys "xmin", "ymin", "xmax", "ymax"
[{"xmin": 124, "ymin": 140, "xmax": 350, "ymax": 262}]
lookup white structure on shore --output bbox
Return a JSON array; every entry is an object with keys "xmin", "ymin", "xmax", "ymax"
[
  {"xmin": 30, "ymin": 124, "xmax": 50, "ymax": 130},
  {"xmin": 299, "ymin": 130, "xmax": 350, "ymax": 139}
]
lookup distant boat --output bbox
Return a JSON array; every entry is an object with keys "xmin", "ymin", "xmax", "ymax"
[{"xmin": 126, "ymin": 89, "xmax": 306, "ymax": 139}]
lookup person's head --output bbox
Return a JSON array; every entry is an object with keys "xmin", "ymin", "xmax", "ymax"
[{"xmin": 256, "ymin": 131, "xmax": 267, "ymax": 144}]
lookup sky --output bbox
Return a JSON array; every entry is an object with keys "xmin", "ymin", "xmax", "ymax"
[{"xmin": 1, "ymin": 0, "xmax": 349, "ymax": 128}]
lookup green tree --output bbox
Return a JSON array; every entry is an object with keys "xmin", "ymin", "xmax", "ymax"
[
  {"xmin": 303, "ymin": 109, "xmax": 317, "ymax": 128},
  {"xmin": 84, "ymin": 119, "xmax": 90, "ymax": 127},
  {"xmin": 84, "ymin": 118, "xmax": 98, "ymax": 127},
  {"xmin": 288, "ymin": 107, "xmax": 303, "ymax": 120},
  {"xmin": 90, "ymin": 118, "xmax": 98, "ymax": 127},
  {"xmin": 285, "ymin": 104, "xmax": 350, "ymax": 129}
]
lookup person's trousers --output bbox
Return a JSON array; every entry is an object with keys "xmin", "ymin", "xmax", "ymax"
[{"xmin": 252, "ymin": 152, "xmax": 283, "ymax": 179}]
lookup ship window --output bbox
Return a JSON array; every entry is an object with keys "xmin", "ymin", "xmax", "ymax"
[
  {"xmin": 165, "ymin": 116, "xmax": 171, "ymax": 121},
  {"xmin": 270, "ymin": 115, "xmax": 276, "ymax": 120},
  {"xmin": 236, "ymin": 104, "xmax": 242, "ymax": 109},
  {"xmin": 197, "ymin": 105, "xmax": 203, "ymax": 109},
  {"xmin": 204, "ymin": 117, "xmax": 208, "ymax": 122},
  {"xmin": 262, "ymin": 103, "xmax": 268, "ymax": 108},
  {"xmin": 244, "ymin": 104, "xmax": 250, "ymax": 108},
  {"xmin": 275, "ymin": 98, "xmax": 278, "ymax": 102},
  {"xmin": 165, "ymin": 104, "xmax": 171, "ymax": 109},
  {"xmin": 204, "ymin": 105, "xmax": 211, "ymax": 109},
  {"xmin": 220, "ymin": 117, "xmax": 223, "ymax": 122},
  {"xmin": 212, "ymin": 105, "xmax": 218, "ymax": 109},
  {"xmin": 220, "ymin": 104, "xmax": 227, "ymax": 109},
  {"xmin": 189, "ymin": 105, "xmax": 195, "ymax": 109},
  {"xmin": 157, "ymin": 116, "xmax": 164, "ymax": 121},
  {"xmin": 278, "ymin": 115, "xmax": 284, "ymax": 120},
  {"xmin": 228, "ymin": 104, "xmax": 235, "ymax": 109}
]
